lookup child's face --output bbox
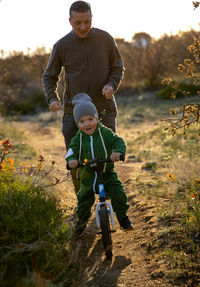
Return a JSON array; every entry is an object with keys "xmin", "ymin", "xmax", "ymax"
[{"xmin": 78, "ymin": 115, "xmax": 98, "ymax": 135}]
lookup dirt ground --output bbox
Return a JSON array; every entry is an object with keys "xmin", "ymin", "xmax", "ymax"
[{"xmin": 13, "ymin": 117, "xmax": 173, "ymax": 287}]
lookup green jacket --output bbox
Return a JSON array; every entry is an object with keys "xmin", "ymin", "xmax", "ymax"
[{"xmin": 65, "ymin": 123, "xmax": 126, "ymax": 191}]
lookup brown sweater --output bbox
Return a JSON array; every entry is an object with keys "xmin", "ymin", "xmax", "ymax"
[{"xmin": 42, "ymin": 28, "xmax": 124, "ymax": 114}]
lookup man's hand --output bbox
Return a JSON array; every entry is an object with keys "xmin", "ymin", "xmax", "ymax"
[
  {"xmin": 50, "ymin": 101, "xmax": 62, "ymax": 112},
  {"xmin": 68, "ymin": 160, "xmax": 78, "ymax": 169},
  {"xmin": 102, "ymin": 84, "xmax": 113, "ymax": 99},
  {"xmin": 110, "ymin": 152, "xmax": 122, "ymax": 162}
]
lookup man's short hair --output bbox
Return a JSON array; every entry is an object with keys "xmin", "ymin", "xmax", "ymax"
[{"xmin": 69, "ymin": 1, "xmax": 91, "ymax": 18}]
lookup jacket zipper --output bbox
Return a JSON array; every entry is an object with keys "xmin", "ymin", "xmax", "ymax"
[{"xmin": 90, "ymin": 135, "xmax": 97, "ymax": 193}]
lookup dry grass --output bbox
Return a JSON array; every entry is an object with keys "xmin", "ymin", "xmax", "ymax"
[
  {"xmin": 1, "ymin": 93, "xmax": 200, "ymax": 286},
  {"xmin": 116, "ymin": 95, "xmax": 200, "ymax": 286}
]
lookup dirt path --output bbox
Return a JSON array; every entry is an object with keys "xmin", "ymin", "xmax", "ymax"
[{"xmin": 13, "ymin": 117, "xmax": 173, "ymax": 287}]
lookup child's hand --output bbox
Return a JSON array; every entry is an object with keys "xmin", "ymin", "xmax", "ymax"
[
  {"xmin": 68, "ymin": 160, "xmax": 78, "ymax": 169},
  {"xmin": 110, "ymin": 152, "xmax": 121, "ymax": 162}
]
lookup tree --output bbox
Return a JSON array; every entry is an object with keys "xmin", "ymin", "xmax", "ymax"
[{"xmin": 161, "ymin": 2, "xmax": 200, "ymax": 135}]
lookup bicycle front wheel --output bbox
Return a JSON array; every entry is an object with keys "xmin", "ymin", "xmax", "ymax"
[{"xmin": 99, "ymin": 204, "xmax": 113, "ymax": 259}]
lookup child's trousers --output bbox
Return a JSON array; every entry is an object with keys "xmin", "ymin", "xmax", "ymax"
[{"xmin": 76, "ymin": 171, "xmax": 129, "ymax": 224}]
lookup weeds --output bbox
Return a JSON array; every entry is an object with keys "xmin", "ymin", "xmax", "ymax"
[
  {"xmin": 0, "ymin": 138, "xmax": 74, "ymax": 286},
  {"xmin": 121, "ymin": 100, "xmax": 200, "ymax": 285},
  {"xmin": 168, "ymin": 172, "xmax": 200, "ymax": 236}
]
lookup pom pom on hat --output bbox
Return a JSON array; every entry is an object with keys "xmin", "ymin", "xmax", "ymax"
[{"xmin": 72, "ymin": 93, "xmax": 98, "ymax": 124}]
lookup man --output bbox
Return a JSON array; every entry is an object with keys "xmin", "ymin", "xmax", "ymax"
[{"xmin": 42, "ymin": 1, "xmax": 124, "ymax": 192}]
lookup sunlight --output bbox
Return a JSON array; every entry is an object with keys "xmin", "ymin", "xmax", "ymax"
[{"xmin": 0, "ymin": 0, "xmax": 199, "ymax": 53}]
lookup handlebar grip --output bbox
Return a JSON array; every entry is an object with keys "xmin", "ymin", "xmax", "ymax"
[
  {"xmin": 67, "ymin": 156, "xmax": 124, "ymax": 170},
  {"xmin": 120, "ymin": 154, "xmax": 125, "ymax": 161},
  {"xmin": 77, "ymin": 162, "xmax": 83, "ymax": 168},
  {"xmin": 66, "ymin": 163, "xmax": 71, "ymax": 170},
  {"xmin": 66, "ymin": 161, "xmax": 83, "ymax": 170}
]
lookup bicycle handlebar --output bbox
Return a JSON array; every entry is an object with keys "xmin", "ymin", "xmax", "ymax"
[{"xmin": 67, "ymin": 154, "xmax": 125, "ymax": 170}]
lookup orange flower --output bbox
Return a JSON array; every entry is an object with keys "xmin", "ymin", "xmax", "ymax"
[
  {"xmin": 168, "ymin": 173, "xmax": 176, "ymax": 181},
  {"xmin": 0, "ymin": 162, "xmax": 6, "ymax": 171},
  {"xmin": 1, "ymin": 139, "xmax": 12, "ymax": 150},
  {"xmin": 192, "ymin": 193, "xmax": 196, "ymax": 199},
  {"xmin": 39, "ymin": 165, "xmax": 43, "ymax": 171},
  {"xmin": 191, "ymin": 193, "xmax": 198, "ymax": 204},
  {"xmin": 8, "ymin": 158, "xmax": 15, "ymax": 165},
  {"xmin": 189, "ymin": 215, "xmax": 195, "ymax": 222}
]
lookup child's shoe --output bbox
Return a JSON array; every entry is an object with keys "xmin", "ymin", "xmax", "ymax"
[
  {"xmin": 74, "ymin": 220, "xmax": 87, "ymax": 237},
  {"xmin": 119, "ymin": 217, "xmax": 133, "ymax": 231}
]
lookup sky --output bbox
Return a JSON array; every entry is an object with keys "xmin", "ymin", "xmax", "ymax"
[{"xmin": 0, "ymin": 0, "xmax": 199, "ymax": 54}]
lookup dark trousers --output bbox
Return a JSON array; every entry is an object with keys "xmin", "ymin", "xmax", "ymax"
[{"xmin": 76, "ymin": 172, "xmax": 129, "ymax": 223}]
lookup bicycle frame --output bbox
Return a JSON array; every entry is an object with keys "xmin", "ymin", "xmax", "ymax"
[
  {"xmin": 67, "ymin": 155, "xmax": 124, "ymax": 259},
  {"xmin": 67, "ymin": 156, "xmax": 123, "ymax": 231},
  {"xmin": 95, "ymin": 183, "xmax": 115, "ymax": 230}
]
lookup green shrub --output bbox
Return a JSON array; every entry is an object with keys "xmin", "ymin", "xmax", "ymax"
[
  {"xmin": 0, "ymin": 146, "xmax": 72, "ymax": 285},
  {"xmin": 12, "ymin": 92, "xmax": 47, "ymax": 115},
  {"xmin": 157, "ymin": 81, "xmax": 200, "ymax": 100}
]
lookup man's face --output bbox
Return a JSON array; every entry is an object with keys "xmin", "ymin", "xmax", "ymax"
[{"xmin": 69, "ymin": 11, "xmax": 92, "ymax": 39}]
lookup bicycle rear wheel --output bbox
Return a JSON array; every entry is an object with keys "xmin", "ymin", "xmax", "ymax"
[{"xmin": 99, "ymin": 204, "xmax": 113, "ymax": 259}]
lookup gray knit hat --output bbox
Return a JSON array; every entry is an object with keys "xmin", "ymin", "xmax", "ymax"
[{"xmin": 72, "ymin": 93, "xmax": 98, "ymax": 124}]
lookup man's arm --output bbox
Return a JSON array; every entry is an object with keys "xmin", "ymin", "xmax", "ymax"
[
  {"xmin": 102, "ymin": 36, "xmax": 125, "ymax": 99},
  {"xmin": 42, "ymin": 43, "xmax": 62, "ymax": 108},
  {"xmin": 107, "ymin": 37, "xmax": 125, "ymax": 90}
]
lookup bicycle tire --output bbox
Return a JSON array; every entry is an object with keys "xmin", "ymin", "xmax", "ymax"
[{"xmin": 99, "ymin": 204, "xmax": 113, "ymax": 259}]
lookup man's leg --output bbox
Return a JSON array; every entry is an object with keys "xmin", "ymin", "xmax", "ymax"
[
  {"xmin": 99, "ymin": 109, "xmax": 117, "ymax": 132},
  {"xmin": 62, "ymin": 113, "xmax": 80, "ymax": 194},
  {"xmin": 62, "ymin": 113, "xmax": 78, "ymax": 150}
]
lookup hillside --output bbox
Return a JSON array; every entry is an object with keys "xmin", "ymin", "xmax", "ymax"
[
  {"xmin": 0, "ymin": 94, "xmax": 199, "ymax": 286},
  {"xmin": 12, "ymin": 116, "xmax": 172, "ymax": 287},
  {"xmin": 8, "ymin": 94, "xmax": 199, "ymax": 287}
]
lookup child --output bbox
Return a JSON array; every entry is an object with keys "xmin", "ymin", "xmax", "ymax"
[{"xmin": 66, "ymin": 93, "xmax": 133, "ymax": 235}]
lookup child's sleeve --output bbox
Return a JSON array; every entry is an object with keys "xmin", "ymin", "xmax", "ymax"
[
  {"xmin": 65, "ymin": 137, "xmax": 80, "ymax": 163},
  {"xmin": 113, "ymin": 134, "xmax": 126, "ymax": 155},
  {"xmin": 106, "ymin": 128, "xmax": 126, "ymax": 155}
]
